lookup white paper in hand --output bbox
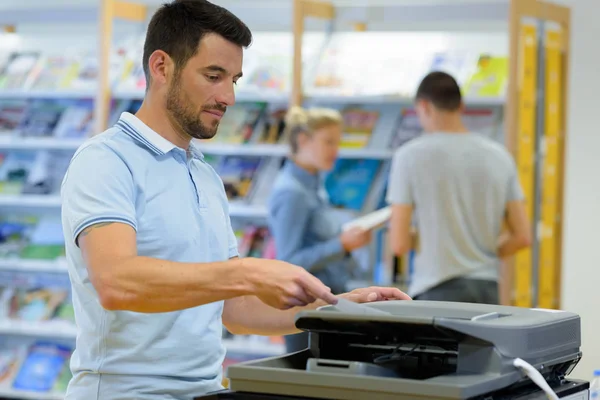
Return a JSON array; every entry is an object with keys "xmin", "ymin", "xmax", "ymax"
[{"xmin": 342, "ymin": 207, "xmax": 392, "ymax": 232}]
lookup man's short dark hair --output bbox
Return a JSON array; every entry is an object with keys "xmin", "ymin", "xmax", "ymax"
[
  {"xmin": 415, "ymin": 71, "xmax": 462, "ymax": 111},
  {"xmin": 142, "ymin": 0, "xmax": 253, "ymax": 85}
]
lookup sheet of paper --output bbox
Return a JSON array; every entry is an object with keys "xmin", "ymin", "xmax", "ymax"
[
  {"xmin": 342, "ymin": 206, "xmax": 391, "ymax": 232},
  {"xmin": 334, "ymin": 298, "xmax": 389, "ymax": 316}
]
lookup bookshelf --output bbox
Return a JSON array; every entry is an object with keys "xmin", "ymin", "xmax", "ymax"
[{"xmin": 0, "ymin": 0, "xmax": 570, "ymax": 398}]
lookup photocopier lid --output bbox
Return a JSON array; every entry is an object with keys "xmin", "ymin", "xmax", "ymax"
[{"xmin": 226, "ymin": 300, "xmax": 583, "ymax": 400}]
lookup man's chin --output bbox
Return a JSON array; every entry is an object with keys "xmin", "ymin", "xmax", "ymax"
[{"xmin": 189, "ymin": 125, "xmax": 218, "ymax": 140}]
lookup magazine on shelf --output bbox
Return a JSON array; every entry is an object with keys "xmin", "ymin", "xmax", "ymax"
[
  {"xmin": 214, "ymin": 155, "xmax": 264, "ymax": 202},
  {"xmin": 17, "ymin": 99, "xmax": 68, "ymax": 138},
  {"xmin": 339, "ymin": 107, "xmax": 379, "ymax": 149},
  {"xmin": 463, "ymin": 54, "xmax": 509, "ymax": 97},
  {"xmin": 29, "ymin": 54, "xmax": 80, "ymax": 91},
  {"xmin": 0, "ymin": 52, "xmax": 40, "ymax": 90},
  {"xmin": 0, "ymin": 99, "xmax": 29, "ymax": 132},
  {"xmin": 325, "ymin": 159, "xmax": 382, "ymax": 211}
]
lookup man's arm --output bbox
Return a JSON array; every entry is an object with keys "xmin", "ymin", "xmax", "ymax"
[
  {"xmin": 389, "ymin": 204, "xmax": 414, "ymax": 256},
  {"xmin": 497, "ymin": 161, "xmax": 532, "ymax": 258},
  {"xmin": 497, "ymin": 200, "xmax": 532, "ymax": 258},
  {"xmin": 78, "ymin": 222, "xmax": 255, "ymax": 313},
  {"xmin": 386, "ymin": 148, "xmax": 415, "ymax": 256},
  {"xmin": 222, "ymin": 286, "xmax": 411, "ymax": 336},
  {"xmin": 64, "ymin": 144, "xmax": 337, "ymax": 314}
]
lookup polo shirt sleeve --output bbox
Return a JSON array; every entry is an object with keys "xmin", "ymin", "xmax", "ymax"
[
  {"xmin": 62, "ymin": 143, "xmax": 137, "ymax": 246},
  {"xmin": 226, "ymin": 212, "xmax": 239, "ymax": 259},
  {"xmin": 386, "ymin": 148, "xmax": 414, "ymax": 206}
]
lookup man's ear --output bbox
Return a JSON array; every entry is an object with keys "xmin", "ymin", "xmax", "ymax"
[{"xmin": 147, "ymin": 50, "xmax": 174, "ymax": 87}]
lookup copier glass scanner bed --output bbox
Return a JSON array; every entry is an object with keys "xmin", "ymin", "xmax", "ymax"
[{"xmin": 225, "ymin": 301, "xmax": 585, "ymax": 400}]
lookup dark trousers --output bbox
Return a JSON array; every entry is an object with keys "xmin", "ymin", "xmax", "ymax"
[{"xmin": 413, "ymin": 277, "xmax": 499, "ymax": 304}]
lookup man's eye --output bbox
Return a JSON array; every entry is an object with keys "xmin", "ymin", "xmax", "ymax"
[{"xmin": 207, "ymin": 75, "xmax": 219, "ymax": 81}]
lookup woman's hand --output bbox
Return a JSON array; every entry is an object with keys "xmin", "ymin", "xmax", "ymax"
[
  {"xmin": 340, "ymin": 227, "xmax": 371, "ymax": 252},
  {"xmin": 338, "ymin": 286, "xmax": 412, "ymax": 303}
]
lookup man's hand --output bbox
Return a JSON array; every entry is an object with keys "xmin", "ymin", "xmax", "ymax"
[
  {"xmin": 242, "ymin": 257, "xmax": 339, "ymax": 310},
  {"xmin": 338, "ymin": 286, "xmax": 411, "ymax": 303}
]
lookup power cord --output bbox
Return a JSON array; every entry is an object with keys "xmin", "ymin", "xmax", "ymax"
[{"xmin": 512, "ymin": 358, "xmax": 559, "ymax": 400}]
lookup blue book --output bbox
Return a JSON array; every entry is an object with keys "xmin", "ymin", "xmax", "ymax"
[{"xmin": 324, "ymin": 159, "xmax": 381, "ymax": 211}]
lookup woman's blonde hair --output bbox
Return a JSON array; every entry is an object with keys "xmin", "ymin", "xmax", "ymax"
[{"xmin": 285, "ymin": 106, "xmax": 342, "ymax": 154}]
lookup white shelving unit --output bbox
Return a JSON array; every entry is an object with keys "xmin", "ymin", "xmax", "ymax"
[
  {"xmin": 0, "ymin": 389, "xmax": 64, "ymax": 400},
  {"xmin": 0, "ymin": 195, "xmax": 62, "ymax": 208},
  {"xmin": 0, "ymin": 258, "xmax": 67, "ymax": 274},
  {"xmin": 0, "ymin": 320, "xmax": 77, "ymax": 341},
  {"xmin": 0, "ymin": 136, "xmax": 84, "ymax": 151}
]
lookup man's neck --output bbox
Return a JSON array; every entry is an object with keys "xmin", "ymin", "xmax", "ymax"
[
  {"xmin": 135, "ymin": 99, "xmax": 192, "ymax": 150},
  {"xmin": 291, "ymin": 157, "xmax": 319, "ymax": 175},
  {"xmin": 426, "ymin": 114, "xmax": 469, "ymax": 134}
]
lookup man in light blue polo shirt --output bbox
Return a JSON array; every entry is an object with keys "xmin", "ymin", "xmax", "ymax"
[{"xmin": 60, "ymin": 2, "xmax": 409, "ymax": 399}]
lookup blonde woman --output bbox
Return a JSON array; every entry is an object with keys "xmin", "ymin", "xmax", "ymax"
[{"xmin": 267, "ymin": 106, "xmax": 372, "ymax": 353}]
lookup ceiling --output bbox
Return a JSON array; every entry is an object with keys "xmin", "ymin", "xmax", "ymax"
[{"xmin": 0, "ymin": 0, "xmax": 570, "ymax": 33}]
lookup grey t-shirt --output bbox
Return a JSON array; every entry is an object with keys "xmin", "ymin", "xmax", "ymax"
[{"xmin": 386, "ymin": 132, "xmax": 524, "ymax": 297}]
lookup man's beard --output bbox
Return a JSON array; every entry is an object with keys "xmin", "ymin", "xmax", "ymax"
[{"xmin": 165, "ymin": 73, "xmax": 226, "ymax": 140}]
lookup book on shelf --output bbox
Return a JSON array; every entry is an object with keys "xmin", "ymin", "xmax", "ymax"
[
  {"xmin": 0, "ymin": 339, "xmax": 72, "ymax": 395},
  {"xmin": 324, "ymin": 159, "xmax": 382, "ymax": 212},
  {"xmin": 463, "ymin": 54, "xmax": 509, "ymax": 98},
  {"xmin": 0, "ymin": 52, "xmax": 41, "ymax": 90},
  {"xmin": 339, "ymin": 107, "xmax": 379, "ymax": 149}
]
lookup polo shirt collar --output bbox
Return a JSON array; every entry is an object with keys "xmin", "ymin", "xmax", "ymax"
[{"xmin": 116, "ymin": 112, "xmax": 204, "ymax": 160}]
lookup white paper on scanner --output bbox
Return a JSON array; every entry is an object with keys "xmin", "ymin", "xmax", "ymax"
[{"xmin": 333, "ymin": 298, "xmax": 390, "ymax": 316}]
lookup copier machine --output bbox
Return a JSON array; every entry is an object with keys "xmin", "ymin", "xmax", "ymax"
[{"xmin": 197, "ymin": 300, "xmax": 589, "ymax": 400}]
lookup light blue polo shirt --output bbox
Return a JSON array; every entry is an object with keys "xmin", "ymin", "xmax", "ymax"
[{"xmin": 60, "ymin": 112, "xmax": 239, "ymax": 400}]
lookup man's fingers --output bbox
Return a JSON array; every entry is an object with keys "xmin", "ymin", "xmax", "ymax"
[
  {"xmin": 341, "ymin": 287, "xmax": 412, "ymax": 304},
  {"xmin": 299, "ymin": 273, "xmax": 338, "ymax": 305}
]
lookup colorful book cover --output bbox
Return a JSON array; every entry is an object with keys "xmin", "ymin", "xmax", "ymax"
[
  {"xmin": 463, "ymin": 54, "xmax": 509, "ymax": 97},
  {"xmin": 17, "ymin": 99, "xmax": 68, "ymax": 138},
  {"xmin": 0, "ymin": 152, "xmax": 38, "ymax": 194},
  {"xmin": 325, "ymin": 159, "xmax": 381, "ymax": 211},
  {"xmin": 0, "ymin": 342, "xmax": 27, "ymax": 386},
  {"xmin": 0, "ymin": 52, "xmax": 40, "ymax": 90},
  {"xmin": 30, "ymin": 54, "xmax": 80, "ymax": 90},
  {"xmin": 53, "ymin": 99, "xmax": 95, "ymax": 138},
  {"xmin": 8, "ymin": 287, "xmax": 68, "ymax": 322},
  {"xmin": 390, "ymin": 109, "xmax": 422, "ymax": 148},
  {"xmin": 12, "ymin": 342, "xmax": 72, "ymax": 392},
  {"xmin": 212, "ymin": 102, "xmax": 265, "ymax": 144},
  {"xmin": 52, "ymin": 362, "xmax": 73, "ymax": 392},
  {"xmin": 216, "ymin": 156, "xmax": 262, "ymax": 201},
  {"xmin": 340, "ymin": 108, "xmax": 379, "ymax": 148},
  {"xmin": 246, "ymin": 227, "xmax": 270, "ymax": 258},
  {"xmin": 0, "ymin": 99, "xmax": 30, "ymax": 131}
]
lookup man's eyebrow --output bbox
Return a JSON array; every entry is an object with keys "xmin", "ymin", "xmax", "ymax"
[{"xmin": 204, "ymin": 65, "xmax": 243, "ymax": 78}]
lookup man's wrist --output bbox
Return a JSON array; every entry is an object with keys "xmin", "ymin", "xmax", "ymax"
[{"xmin": 235, "ymin": 257, "xmax": 261, "ymax": 296}]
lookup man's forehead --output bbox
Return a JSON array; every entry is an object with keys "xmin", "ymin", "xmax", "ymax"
[{"xmin": 194, "ymin": 35, "xmax": 243, "ymax": 72}]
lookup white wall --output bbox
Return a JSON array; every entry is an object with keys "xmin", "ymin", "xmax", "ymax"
[{"xmin": 560, "ymin": 0, "xmax": 600, "ymax": 381}]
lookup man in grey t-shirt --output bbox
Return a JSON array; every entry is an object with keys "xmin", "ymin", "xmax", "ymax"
[{"xmin": 386, "ymin": 71, "xmax": 532, "ymax": 304}]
